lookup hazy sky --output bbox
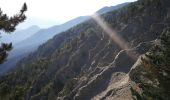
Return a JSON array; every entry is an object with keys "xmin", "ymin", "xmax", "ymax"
[{"xmin": 0, "ymin": 0, "xmax": 136, "ymax": 28}]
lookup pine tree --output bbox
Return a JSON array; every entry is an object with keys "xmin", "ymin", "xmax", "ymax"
[{"xmin": 0, "ymin": 3, "xmax": 27, "ymax": 64}]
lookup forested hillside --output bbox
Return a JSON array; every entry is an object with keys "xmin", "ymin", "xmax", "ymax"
[
  {"xmin": 0, "ymin": 0, "xmax": 170, "ymax": 100},
  {"xmin": 0, "ymin": 2, "xmax": 129, "ymax": 74}
]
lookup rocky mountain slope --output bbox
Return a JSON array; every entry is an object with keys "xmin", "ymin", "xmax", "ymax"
[
  {"xmin": 0, "ymin": 0, "xmax": 170, "ymax": 100},
  {"xmin": 0, "ymin": 16, "xmax": 89, "ymax": 74},
  {"xmin": 0, "ymin": 3, "xmax": 129, "ymax": 74}
]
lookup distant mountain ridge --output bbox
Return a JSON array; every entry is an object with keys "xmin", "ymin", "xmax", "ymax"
[
  {"xmin": 15, "ymin": 16, "xmax": 90, "ymax": 50},
  {"xmin": 1, "ymin": 25, "xmax": 40, "ymax": 44},
  {"xmin": 0, "ymin": 26, "xmax": 40, "ymax": 74},
  {"xmin": 0, "ymin": 2, "xmax": 130, "ymax": 74}
]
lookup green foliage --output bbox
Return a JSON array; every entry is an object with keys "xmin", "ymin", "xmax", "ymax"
[
  {"xmin": 0, "ymin": 83, "xmax": 10, "ymax": 96},
  {"xmin": 145, "ymin": 28, "xmax": 170, "ymax": 67},
  {"xmin": 0, "ymin": 3, "xmax": 27, "ymax": 32},
  {"xmin": 141, "ymin": 84, "xmax": 164, "ymax": 100},
  {"xmin": 133, "ymin": 28, "xmax": 170, "ymax": 100},
  {"xmin": 160, "ymin": 28, "xmax": 170, "ymax": 63},
  {"xmin": 0, "ymin": 43, "xmax": 12, "ymax": 64},
  {"xmin": 61, "ymin": 79, "xmax": 76, "ymax": 96},
  {"xmin": 0, "ymin": 3, "xmax": 27, "ymax": 64},
  {"xmin": 130, "ymin": 87, "xmax": 143, "ymax": 100},
  {"xmin": 13, "ymin": 86, "xmax": 25, "ymax": 100}
]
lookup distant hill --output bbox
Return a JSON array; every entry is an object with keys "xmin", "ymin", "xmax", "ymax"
[
  {"xmin": 0, "ymin": 2, "xmax": 129, "ymax": 74},
  {"xmin": 1, "ymin": 25, "xmax": 40, "ymax": 44},
  {"xmin": 17, "ymin": 17, "xmax": 59, "ymax": 29},
  {"xmin": 14, "ymin": 2, "xmax": 130, "ymax": 53},
  {"xmin": 0, "ymin": 16, "xmax": 90, "ymax": 74},
  {"xmin": 0, "ymin": 26, "xmax": 40, "ymax": 74},
  {"xmin": 15, "ymin": 16, "xmax": 90, "ymax": 51},
  {"xmin": 10, "ymin": 16, "xmax": 90, "ymax": 59}
]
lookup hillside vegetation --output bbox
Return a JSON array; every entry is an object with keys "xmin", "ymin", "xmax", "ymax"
[{"xmin": 0, "ymin": 0, "xmax": 170, "ymax": 100}]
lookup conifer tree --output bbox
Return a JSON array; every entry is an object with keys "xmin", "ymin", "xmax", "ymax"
[{"xmin": 0, "ymin": 3, "xmax": 27, "ymax": 64}]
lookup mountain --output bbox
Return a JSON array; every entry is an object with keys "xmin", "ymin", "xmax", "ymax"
[
  {"xmin": 0, "ymin": 2, "xmax": 129, "ymax": 74},
  {"xmin": 0, "ymin": 0, "xmax": 170, "ymax": 99},
  {"xmin": 0, "ymin": 16, "xmax": 90, "ymax": 74},
  {"xmin": 96, "ymin": 2, "xmax": 130, "ymax": 14},
  {"xmin": 1, "ymin": 25, "xmax": 40, "ymax": 44},
  {"xmin": 17, "ymin": 17, "xmax": 59, "ymax": 29},
  {"xmin": 14, "ymin": 16, "xmax": 90, "ymax": 50},
  {"xmin": 13, "ymin": 2, "xmax": 131, "ymax": 54},
  {"xmin": 0, "ymin": 26, "xmax": 40, "ymax": 74}
]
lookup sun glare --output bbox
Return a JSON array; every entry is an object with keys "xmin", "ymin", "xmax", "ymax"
[{"xmin": 92, "ymin": 14, "xmax": 138, "ymax": 60}]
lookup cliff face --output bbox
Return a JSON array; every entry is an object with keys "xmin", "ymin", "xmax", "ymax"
[
  {"xmin": 60, "ymin": 41, "xmax": 153, "ymax": 100},
  {"xmin": 0, "ymin": 0, "xmax": 170, "ymax": 100}
]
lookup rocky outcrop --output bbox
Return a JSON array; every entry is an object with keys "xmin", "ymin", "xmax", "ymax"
[
  {"xmin": 56, "ymin": 41, "xmax": 153, "ymax": 100},
  {"xmin": 129, "ymin": 39, "xmax": 170, "ymax": 100}
]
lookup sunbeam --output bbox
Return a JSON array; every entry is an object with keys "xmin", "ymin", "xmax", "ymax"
[{"xmin": 92, "ymin": 13, "xmax": 138, "ymax": 60}]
